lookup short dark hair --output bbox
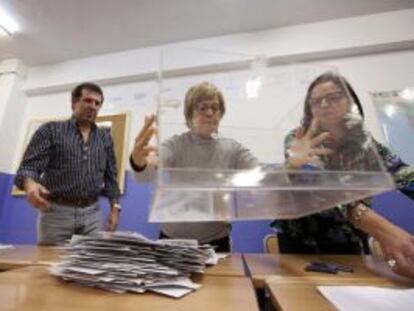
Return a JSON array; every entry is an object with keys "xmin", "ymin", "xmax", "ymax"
[
  {"xmin": 302, "ymin": 71, "xmax": 364, "ymax": 131},
  {"xmin": 71, "ymin": 82, "xmax": 104, "ymax": 104}
]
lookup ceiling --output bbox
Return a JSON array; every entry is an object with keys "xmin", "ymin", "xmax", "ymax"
[{"xmin": 1, "ymin": 0, "xmax": 414, "ymax": 66}]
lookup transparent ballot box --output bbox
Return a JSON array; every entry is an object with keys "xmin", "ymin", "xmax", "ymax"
[{"xmin": 148, "ymin": 48, "xmax": 395, "ymax": 222}]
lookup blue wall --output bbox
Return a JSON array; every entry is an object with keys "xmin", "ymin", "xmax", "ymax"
[
  {"xmin": 1, "ymin": 171, "xmax": 413, "ymax": 251},
  {"xmin": 0, "ymin": 171, "xmax": 273, "ymax": 252},
  {"xmin": 373, "ymin": 191, "xmax": 414, "ymax": 234}
]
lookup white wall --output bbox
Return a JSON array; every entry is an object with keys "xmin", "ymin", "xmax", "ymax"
[
  {"xmin": 23, "ymin": 50, "xmax": 414, "ymax": 164},
  {"xmin": 0, "ymin": 59, "xmax": 28, "ymax": 173},
  {"xmin": 23, "ymin": 8, "xmax": 414, "ymax": 92},
  {"xmin": 3, "ymin": 8, "xmax": 414, "ymax": 172}
]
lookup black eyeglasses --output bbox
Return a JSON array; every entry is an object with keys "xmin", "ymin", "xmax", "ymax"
[
  {"xmin": 308, "ymin": 92, "xmax": 346, "ymax": 109},
  {"xmin": 195, "ymin": 102, "xmax": 221, "ymax": 114}
]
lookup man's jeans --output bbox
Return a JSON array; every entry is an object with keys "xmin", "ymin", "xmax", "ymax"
[{"xmin": 37, "ymin": 202, "xmax": 102, "ymax": 245}]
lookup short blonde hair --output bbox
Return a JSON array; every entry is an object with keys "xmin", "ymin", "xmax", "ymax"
[{"xmin": 184, "ymin": 82, "xmax": 225, "ymax": 127}]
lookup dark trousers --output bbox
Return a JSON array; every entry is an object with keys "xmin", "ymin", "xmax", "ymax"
[{"xmin": 159, "ymin": 231, "xmax": 231, "ymax": 252}]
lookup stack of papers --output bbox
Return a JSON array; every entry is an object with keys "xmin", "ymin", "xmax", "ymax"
[{"xmin": 49, "ymin": 231, "xmax": 213, "ymax": 298}]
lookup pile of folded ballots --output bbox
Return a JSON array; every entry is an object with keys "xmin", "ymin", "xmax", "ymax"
[{"xmin": 50, "ymin": 231, "xmax": 215, "ymax": 298}]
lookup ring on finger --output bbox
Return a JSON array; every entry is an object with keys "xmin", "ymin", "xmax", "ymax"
[{"xmin": 387, "ymin": 259, "xmax": 397, "ymax": 269}]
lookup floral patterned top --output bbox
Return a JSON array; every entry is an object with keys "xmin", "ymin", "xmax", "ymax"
[{"xmin": 271, "ymin": 129, "xmax": 414, "ymax": 254}]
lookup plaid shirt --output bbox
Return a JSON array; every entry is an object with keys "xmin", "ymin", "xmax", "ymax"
[{"xmin": 15, "ymin": 118, "xmax": 120, "ymax": 203}]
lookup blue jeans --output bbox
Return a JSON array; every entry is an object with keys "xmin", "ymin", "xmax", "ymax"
[{"xmin": 37, "ymin": 202, "xmax": 102, "ymax": 245}]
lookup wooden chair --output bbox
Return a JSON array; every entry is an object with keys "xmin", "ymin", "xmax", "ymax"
[{"xmin": 263, "ymin": 234, "xmax": 279, "ymax": 254}]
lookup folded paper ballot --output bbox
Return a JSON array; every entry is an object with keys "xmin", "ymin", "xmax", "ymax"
[{"xmin": 49, "ymin": 231, "xmax": 216, "ymax": 298}]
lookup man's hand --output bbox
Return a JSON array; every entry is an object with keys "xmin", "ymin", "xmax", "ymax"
[
  {"xmin": 24, "ymin": 178, "xmax": 51, "ymax": 210},
  {"xmin": 131, "ymin": 114, "xmax": 157, "ymax": 168},
  {"xmin": 106, "ymin": 207, "xmax": 120, "ymax": 232}
]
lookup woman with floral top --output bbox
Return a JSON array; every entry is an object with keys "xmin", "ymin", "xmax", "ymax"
[{"xmin": 271, "ymin": 71, "xmax": 414, "ymax": 279}]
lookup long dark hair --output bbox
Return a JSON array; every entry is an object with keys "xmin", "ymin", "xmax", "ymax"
[{"xmin": 302, "ymin": 72, "xmax": 364, "ymax": 131}]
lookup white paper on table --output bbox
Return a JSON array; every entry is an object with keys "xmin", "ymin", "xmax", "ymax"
[
  {"xmin": 318, "ymin": 286, "xmax": 414, "ymax": 311},
  {"xmin": 50, "ymin": 231, "xmax": 210, "ymax": 297},
  {"xmin": 63, "ymin": 266, "xmax": 106, "ymax": 275},
  {"xmin": 205, "ymin": 251, "xmax": 230, "ymax": 265},
  {"xmin": 216, "ymin": 253, "xmax": 230, "ymax": 260},
  {"xmin": 0, "ymin": 244, "xmax": 14, "ymax": 253},
  {"xmin": 146, "ymin": 277, "xmax": 201, "ymax": 290},
  {"xmin": 149, "ymin": 286, "xmax": 196, "ymax": 298},
  {"xmin": 158, "ymin": 239, "xmax": 199, "ymax": 248}
]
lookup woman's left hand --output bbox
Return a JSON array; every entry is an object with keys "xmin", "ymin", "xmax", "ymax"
[{"xmin": 286, "ymin": 119, "xmax": 332, "ymax": 169}]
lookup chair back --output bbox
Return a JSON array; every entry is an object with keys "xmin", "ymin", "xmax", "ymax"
[{"xmin": 263, "ymin": 234, "xmax": 279, "ymax": 254}]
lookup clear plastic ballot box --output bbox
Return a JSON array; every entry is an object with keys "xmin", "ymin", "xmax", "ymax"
[{"xmin": 145, "ymin": 47, "xmax": 394, "ymax": 222}]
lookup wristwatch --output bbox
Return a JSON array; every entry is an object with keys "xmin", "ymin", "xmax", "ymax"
[{"xmin": 112, "ymin": 203, "xmax": 121, "ymax": 211}]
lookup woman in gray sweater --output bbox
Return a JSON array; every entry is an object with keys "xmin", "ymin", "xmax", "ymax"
[{"xmin": 130, "ymin": 82, "xmax": 258, "ymax": 252}]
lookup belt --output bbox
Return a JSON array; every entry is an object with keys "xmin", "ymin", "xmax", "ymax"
[{"xmin": 50, "ymin": 197, "xmax": 98, "ymax": 207}]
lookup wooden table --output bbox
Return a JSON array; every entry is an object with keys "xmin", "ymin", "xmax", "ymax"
[
  {"xmin": 243, "ymin": 253, "xmax": 407, "ymax": 288},
  {"xmin": 0, "ymin": 266, "xmax": 259, "ymax": 311},
  {"xmin": 268, "ymin": 281, "xmax": 336, "ymax": 311},
  {"xmin": 204, "ymin": 253, "xmax": 245, "ymax": 277},
  {"xmin": 0, "ymin": 245, "xmax": 62, "ymax": 270},
  {"xmin": 243, "ymin": 253, "xmax": 414, "ymax": 310}
]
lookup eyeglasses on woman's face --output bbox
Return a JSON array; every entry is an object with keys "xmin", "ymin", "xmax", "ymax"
[
  {"xmin": 194, "ymin": 101, "xmax": 221, "ymax": 114},
  {"xmin": 308, "ymin": 91, "xmax": 346, "ymax": 109}
]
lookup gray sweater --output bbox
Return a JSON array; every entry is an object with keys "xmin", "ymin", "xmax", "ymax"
[{"xmin": 134, "ymin": 130, "xmax": 258, "ymax": 243}]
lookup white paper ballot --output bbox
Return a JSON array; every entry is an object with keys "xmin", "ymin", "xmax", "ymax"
[
  {"xmin": 49, "ymin": 231, "xmax": 216, "ymax": 298},
  {"xmin": 149, "ymin": 287, "xmax": 195, "ymax": 298},
  {"xmin": 318, "ymin": 286, "xmax": 414, "ymax": 311},
  {"xmin": 0, "ymin": 244, "xmax": 14, "ymax": 253}
]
